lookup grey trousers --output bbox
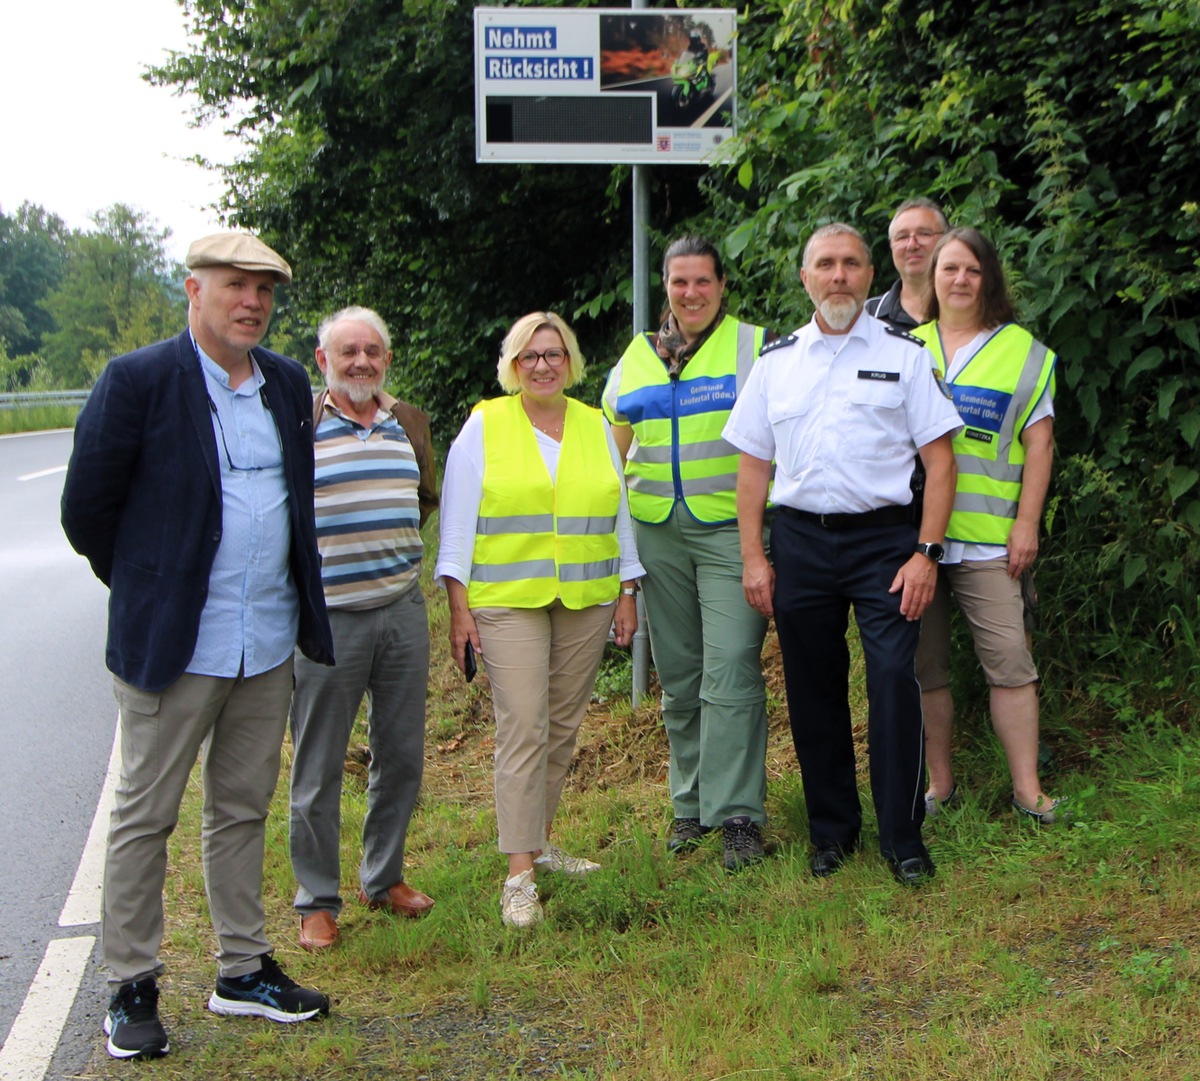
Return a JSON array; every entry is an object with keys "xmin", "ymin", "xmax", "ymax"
[
  {"xmin": 105, "ymin": 659, "xmax": 294, "ymax": 987},
  {"xmin": 289, "ymin": 584, "xmax": 429, "ymax": 916}
]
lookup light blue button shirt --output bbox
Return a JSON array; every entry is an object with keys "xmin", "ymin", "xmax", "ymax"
[{"xmin": 186, "ymin": 339, "xmax": 299, "ymax": 678}]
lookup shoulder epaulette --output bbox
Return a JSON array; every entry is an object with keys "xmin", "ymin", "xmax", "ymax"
[
  {"xmin": 885, "ymin": 325, "xmax": 924, "ymax": 347},
  {"xmin": 758, "ymin": 333, "xmax": 797, "ymax": 357}
]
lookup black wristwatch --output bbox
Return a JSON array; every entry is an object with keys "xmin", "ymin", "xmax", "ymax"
[{"xmin": 916, "ymin": 541, "xmax": 945, "ymax": 563}]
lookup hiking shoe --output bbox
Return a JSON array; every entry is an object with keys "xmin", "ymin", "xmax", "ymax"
[
  {"xmin": 535, "ymin": 843, "xmax": 601, "ymax": 876},
  {"xmin": 208, "ymin": 954, "xmax": 329, "ymax": 1022},
  {"xmin": 501, "ymin": 869, "xmax": 544, "ymax": 928},
  {"xmin": 721, "ymin": 815, "xmax": 765, "ymax": 871},
  {"xmin": 104, "ymin": 978, "xmax": 169, "ymax": 1059},
  {"xmin": 666, "ymin": 817, "xmax": 712, "ymax": 854}
]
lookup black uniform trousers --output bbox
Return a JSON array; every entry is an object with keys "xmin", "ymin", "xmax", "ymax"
[{"xmin": 770, "ymin": 511, "xmax": 928, "ymax": 862}]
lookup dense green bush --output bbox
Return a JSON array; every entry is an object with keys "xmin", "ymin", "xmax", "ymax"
[
  {"xmin": 699, "ymin": 0, "xmax": 1199, "ymax": 716},
  {"xmin": 150, "ymin": 0, "xmax": 1198, "ymax": 718}
]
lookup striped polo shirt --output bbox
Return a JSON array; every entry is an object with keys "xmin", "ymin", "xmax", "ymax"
[{"xmin": 314, "ymin": 397, "xmax": 423, "ymax": 610}]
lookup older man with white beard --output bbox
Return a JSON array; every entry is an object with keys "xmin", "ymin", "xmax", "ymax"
[
  {"xmin": 724, "ymin": 224, "xmax": 962, "ymax": 887},
  {"xmin": 288, "ymin": 306, "xmax": 439, "ymax": 951}
]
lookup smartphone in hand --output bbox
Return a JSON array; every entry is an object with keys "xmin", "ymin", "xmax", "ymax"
[{"xmin": 464, "ymin": 640, "xmax": 477, "ymax": 682}]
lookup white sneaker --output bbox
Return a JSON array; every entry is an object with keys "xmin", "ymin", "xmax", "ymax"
[
  {"xmin": 534, "ymin": 843, "xmax": 601, "ymax": 876},
  {"xmin": 500, "ymin": 870, "xmax": 543, "ymax": 928}
]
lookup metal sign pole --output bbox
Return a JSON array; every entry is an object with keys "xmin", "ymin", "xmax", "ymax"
[{"xmin": 630, "ymin": 159, "xmax": 651, "ymax": 708}]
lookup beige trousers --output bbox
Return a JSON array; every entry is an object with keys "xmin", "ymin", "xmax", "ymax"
[
  {"xmin": 104, "ymin": 660, "xmax": 293, "ymax": 986},
  {"xmin": 473, "ymin": 601, "xmax": 614, "ymax": 854}
]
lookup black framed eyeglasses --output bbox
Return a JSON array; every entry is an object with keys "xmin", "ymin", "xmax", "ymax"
[
  {"xmin": 207, "ymin": 394, "xmax": 278, "ymax": 472},
  {"xmin": 516, "ymin": 348, "xmax": 569, "ymax": 369}
]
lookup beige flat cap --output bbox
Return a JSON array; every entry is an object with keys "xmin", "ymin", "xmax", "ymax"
[{"xmin": 185, "ymin": 232, "xmax": 293, "ymax": 284}]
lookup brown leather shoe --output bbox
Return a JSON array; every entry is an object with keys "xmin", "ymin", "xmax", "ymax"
[
  {"xmin": 357, "ymin": 881, "xmax": 435, "ymax": 918},
  {"xmin": 298, "ymin": 911, "xmax": 339, "ymax": 951}
]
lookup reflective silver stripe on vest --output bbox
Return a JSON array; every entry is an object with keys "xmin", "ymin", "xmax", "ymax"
[
  {"xmin": 955, "ymin": 492, "xmax": 1018, "ymax": 518},
  {"xmin": 471, "ymin": 558, "xmax": 556, "ymax": 582},
  {"xmin": 956, "ymin": 457, "xmax": 1024, "ymax": 484},
  {"xmin": 476, "ymin": 514, "xmax": 554, "ymax": 535},
  {"xmin": 994, "ymin": 340, "xmax": 1050, "ymax": 462},
  {"xmin": 735, "ymin": 322, "xmax": 758, "ymax": 393},
  {"xmin": 626, "ymin": 475, "xmax": 677, "ymax": 497},
  {"xmin": 632, "ymin": 438, "xmax": 736, "ymax": 465},
  {"xmin": 559, "ymin": 557, "xmax": 620, "ymax": 582},
  {"xmin": 627, "ymin": 470, "xmax": 737, "ymax": 497},
  {"xmin": 632, "ymin": 444, "xmax": 674, "ymax": 464},
  {"xmin": 678, "ymin": 438, "xmax": 738, "ymax": 462},
  {"xmin": 557, "ymin": 515, "xmax": 618, "ymax": 536}
]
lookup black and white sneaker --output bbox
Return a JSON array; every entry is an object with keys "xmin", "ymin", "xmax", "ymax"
[
  {"xmin": 104, "ymin": 978, "xmax": 169, "ymax": 1059},
  {"xmin": 208, "ymin": 954, "xmax": 329, "ymax": 1023}
]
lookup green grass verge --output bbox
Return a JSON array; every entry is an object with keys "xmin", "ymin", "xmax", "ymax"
[
  {"xmin": 84, "ymin": 532, "xmax": 1200, "ymax": 1079},
  {"xmin": 0, "ymin": 406, "xmax": 79, "ymax": 435}
]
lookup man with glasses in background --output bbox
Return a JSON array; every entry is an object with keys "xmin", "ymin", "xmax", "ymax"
[
  {"xmin": 62, "ymin": 232, "xmax": 334, "ymax": 1059},
  {"xmin": 866, "ymin": 197, "xmax": 948, "ymax": 330}
]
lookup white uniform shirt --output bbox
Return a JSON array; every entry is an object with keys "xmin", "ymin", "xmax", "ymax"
[
  {"xmin": 435, "ymin": 407, "xmax": 646, "ymax": 591},
  {"xmin": 940, "ymin": 327, "xmax": 1055, "ymax": 566},
  {"xmin": 723, "ymin": 313, "xmax": 962, "ymax": 513}
]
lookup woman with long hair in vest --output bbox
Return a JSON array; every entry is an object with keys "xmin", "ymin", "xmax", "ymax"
[{"xmin": 911, "ymin": 228, "xmax": 1061, "ymax": 824}]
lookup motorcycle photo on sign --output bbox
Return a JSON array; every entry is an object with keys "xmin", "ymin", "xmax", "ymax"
[
  {"xmin": 599, "ymin": 11, "xmax": 734, "ymax": 132},
  {"xmin": 671, "ymin": 31, "xmax": 717, "ymax": 107}
]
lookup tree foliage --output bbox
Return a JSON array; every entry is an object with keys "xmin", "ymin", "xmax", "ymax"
[
  {"xmin": 0, "ymin": 203, "xmax": 70, "ymax": 371},
  {"xmin": 149, "ymin": 0, "xmax": 709, "ymax": 429},
  {"xmin": 149, "ymin": 0, "xmax": 1198, "ymax": 706},
  {"xmin": 39, "ymin": 205, "xmax": 185, "ymax": 387},
  {"xmin": 0, "ymin": 203, "xmax": 184, "ymax": 390},
  {"xmin": 691, "ymin": 0, "xmax": 1199, "ymax": 705}
]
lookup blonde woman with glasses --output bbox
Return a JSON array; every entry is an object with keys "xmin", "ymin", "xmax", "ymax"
[{"xmin": 437, "ymin": 312, "xmax": 644, "ymax": 927}]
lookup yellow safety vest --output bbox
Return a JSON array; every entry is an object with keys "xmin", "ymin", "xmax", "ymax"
[
  {"xmin": 913, "ymin": 322, "xmax": 1056, "ymax": 545},
  {"xmin": 468, "ymin": 395, "xmax": 621, "ymax": 610},
  {"xmin": 604, "ymin": 316, "xmax": 766, "ymax": 524}
]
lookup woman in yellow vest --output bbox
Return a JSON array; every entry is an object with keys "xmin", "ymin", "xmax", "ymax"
[
  {"xmin": 911, "ymin": 228, "xmax": 1061, "ymax": 823},
  {"xmin": 436, "ymin": 312, "xmax": 645, "ymax": 927},
  {"xmin": 602, "ymin": 236, "xmax": 771, "ymax": 870}
]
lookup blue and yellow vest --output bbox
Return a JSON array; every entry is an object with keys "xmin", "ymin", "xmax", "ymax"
[
  {"xmin": 468, "ymin": 395, "xmax": 621, "ymax": 610},
  {"xmin": 604, "ymin": 316, "xmax": 766, "ymax": 524},
  {"xmin": 913, "ymin": 322, "xmax": 1056, "ymax": 545}
]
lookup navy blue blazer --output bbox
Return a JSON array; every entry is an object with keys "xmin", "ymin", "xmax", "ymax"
[{"xmin": 62, "ymin": 329, "xmax": 335, "ymax": 692}]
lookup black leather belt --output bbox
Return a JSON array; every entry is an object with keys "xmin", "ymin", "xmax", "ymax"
[{"xmin": 779, "ymin": 505, "xmax": 913, "ymax": 531}]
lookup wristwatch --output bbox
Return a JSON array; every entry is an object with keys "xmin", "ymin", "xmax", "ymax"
[{"xmin": 916, "ymin": 541, "xmax": 945, "ymax": 562}]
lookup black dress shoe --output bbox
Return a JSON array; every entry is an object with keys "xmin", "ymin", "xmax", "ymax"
[
  {"xmin": 888, "ymin": 853, "xmax": 936, "ymax": 887},
  {"xmin": 810, "ymin": 845, "xmax": 853, "ymax": 878}
]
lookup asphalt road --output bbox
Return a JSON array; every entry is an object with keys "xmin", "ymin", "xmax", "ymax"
[{"xmin": 0, "ymin": 429, "xmax": 114, "ymax": 1077}]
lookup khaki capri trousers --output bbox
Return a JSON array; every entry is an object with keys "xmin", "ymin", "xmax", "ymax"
[
  {"xmin": 915, "ymin": 557, "xmax": 1039, "ymax": 691},
  {"xmin": 473, "ymin": 600, "xmax": 615, "ymax": 854}
]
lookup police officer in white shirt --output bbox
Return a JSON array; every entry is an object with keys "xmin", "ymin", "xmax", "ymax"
[{"xmin": 723, "ymin": 223, "xmax": 962, "ymax": 887}]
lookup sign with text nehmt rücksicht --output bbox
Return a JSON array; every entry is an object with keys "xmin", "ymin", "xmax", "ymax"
[{"xmin": 474, "ymin": 7, "xmax": 737, "ymax": 165}]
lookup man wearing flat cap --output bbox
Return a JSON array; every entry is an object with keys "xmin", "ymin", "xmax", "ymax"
[{"xmin": 62, "ymin": 232, "xmax": 336, "ymax": 1060}]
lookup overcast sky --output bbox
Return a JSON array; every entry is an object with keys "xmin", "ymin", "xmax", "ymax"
[{"xmin": 0, "ymin": 0, "xmax": 241, "ymax": 263}]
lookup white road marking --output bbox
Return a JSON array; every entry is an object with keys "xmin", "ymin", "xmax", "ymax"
[
  {"xmin": 0, "ymin": 936, "xmax": 96, "ymax": 1081},
  {"xmin": 0, "ymin": 718, "xmax": 118, "ymax": 1080},
  {"xmin": 17, "ymin": 465, "xmax": 68, "ymax": 482},
  {"xmin": 0, "ymin": 429, "xmax": 73, "ymax": 441},
  {"xmin": 60, "ymin": 723, "xmax": 120, "ymax": 927}
]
